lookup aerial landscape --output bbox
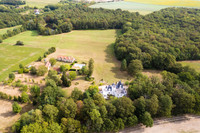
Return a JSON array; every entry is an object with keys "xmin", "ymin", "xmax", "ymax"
[{"xmin": 0, "ymin": 0, "xmax": 200, "ymax": 133}]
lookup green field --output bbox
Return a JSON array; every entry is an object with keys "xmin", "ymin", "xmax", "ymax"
[
  {"xmin": 124, "ymin": 0, "xmax": 200, "ymax": 7},
  {"xmin": 0, "ymin": 25, "xmax": 21, "ymax": 35},
  {"xmin": 179, "ymin": 61, "xmax": 200, "ymax": 72},
  {"xmin": 2, "ymin": 30, "xmax": 129, "ymax": 83},
  {"xmin": 0, "ymin": 44, "xmax": 44, "ymax": 81},
  {"xmin": 25, "ymin": 0, "xmax": 60, "ymax": 8},
  {"xmin": 90, "ymin": 1, "xmax": 171, "ymax": 15},
  {"xmin": 90, "ymin": 0, "xmax": 200, "ymax": 15}
]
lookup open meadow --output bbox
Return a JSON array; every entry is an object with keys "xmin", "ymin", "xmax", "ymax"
[
  {"xmin": 179, "ymin": 60, "xmax": 200, "ymax": 73},
  {"xmin": 24, "ymin": 0, "xmax": 60, "ymax": 8},
  {"xmin": 0, "ymin": 44, "xmax": 45, "ymax": 81},
  {"xmin": 0, "ymin": 25, "xmax": 21, "ymax": 35},
  {"xmin": 2, "ymin": 30, "xmax": 130, "ymax": 84}
]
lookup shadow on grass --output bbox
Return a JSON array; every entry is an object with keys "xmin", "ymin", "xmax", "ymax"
[{"xmin": 104, "ymin": 43, "xmax": 130, "ymax": 81}]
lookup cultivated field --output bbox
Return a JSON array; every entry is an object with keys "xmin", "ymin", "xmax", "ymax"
[
  {"xmin": 90, "ymin": 1, "xmax": 170, "ymax": 15},
  {"xmin": 0, "ymin": 25, "xmax": 21, "ymax": 35},
  {"xmin": 124, "ymin": 0, "xmax": 200, "ymax": 7},
  {"xmin": 0, "ymin": 44, "xmax": 45, "ymax": 81},
  {"xmin": 179, "ymin": 60, "xmax": 200, "ymax": 72}
]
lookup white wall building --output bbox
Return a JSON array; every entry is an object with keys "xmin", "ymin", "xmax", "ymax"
[{"xmin": 99, "ymin": 81, "xmax": 127, "ymax": 99}]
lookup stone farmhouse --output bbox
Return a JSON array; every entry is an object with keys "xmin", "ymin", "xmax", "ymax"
[
  {"xmin": 57, "ymin": 56, "xmax": 76, "ymax": 63},
  {"xmin": 99, "ymin": 81, "xmax": 127, "ymax": 99}
]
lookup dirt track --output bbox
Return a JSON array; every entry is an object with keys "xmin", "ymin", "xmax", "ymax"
[{"xmin": 120, "ymin": 115, "xmax": 200, "ymax": 133}]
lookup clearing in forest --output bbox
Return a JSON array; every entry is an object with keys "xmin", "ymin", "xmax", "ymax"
[{"xmin": 179, "ymin": 60, "xmax": 200, "ymax": 73}]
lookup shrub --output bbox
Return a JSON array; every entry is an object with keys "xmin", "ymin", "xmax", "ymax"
[
  {"xmin": 21, "ymin": 92, "xmax": 29, "ymax": 103},
  {"xmin": 15, "ymin": 41, "xmax": 24, "ymax": 46},
  {"xmin": 30, "ymin": 66, "xmax": 37, "ymax": 75},
  {"xmin": 12, "ymin": 102, "xmax": 22, "ymax": 113},
  {"xmin": 37, "ymin": 65, "xmax": 48, "ymax": 76},
  {"xmin": 49, "ymin": 58, "xmax": 56, "ymax": 66},
  {"xmin": 18, "ymin": 68, "xmax": 23, "ymax": 74},
  {"xmin": 69, "ymin": 71, "xmax": 77, "ymax": 80},
  {"xmin": 9, "ymin": 73, "xmax": 15, "ymax": 81}
]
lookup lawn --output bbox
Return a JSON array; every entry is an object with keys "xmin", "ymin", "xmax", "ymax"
[
  {"xmin": 3, "ymin": 30, "xmax": 129, "ymax": 83},
  {"xmin": 0, "ymin": 44, "xmax": 45, "ymax": 81},
  {"xmin": 124, "ymin": 0, "xmax": 200, "ymax": 8},
  {"xmin": 0, "ymin": 25, "xmax": 21, "ymax": 35},
  {"xmin": 179, "ymin": 60, "xmax": 200, "ymax": 72}
]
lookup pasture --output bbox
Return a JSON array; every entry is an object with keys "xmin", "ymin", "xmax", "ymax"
[
  {"xmin": 0, "ymin": 44, "xmax": 44, "ymax": 81},
  {"xmin": 0, "ymin": 25, "xmax": 21, "ymax": 35},
  {"xmin": 179, "ymin": 60, "xmax": 200, "ymax": 72},
  {"xmin": 124, "ymin": 0, "xmax": 200, "ymax": 7},
  {"xmin": 90, "ymin": 1, "xmax": 170, "ymax": 15},
  {"xmin": 25, "ymin": 0, "xmax": 60, "ymax": 8},
  {"xmin": 3, "ymin": 30, "xmax": 130, "ymax": 84}
]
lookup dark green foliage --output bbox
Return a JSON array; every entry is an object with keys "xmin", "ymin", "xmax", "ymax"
[
  {"xmin": 9, "ymin": 73, "xmax": 15, "ymax": 81},
  {"xmin": 61, "ymin": 72, "xmax": 71, "ymax": 87},
  {"xmin": 15, "ymin": 40, "xmax": 24, "ymax": 46},
  {"xmin": 0, "ymin": 0, "xmax": 26, "ymax": 5},
  {"xmin": 71, "ymin": 88, "xmax": 83, "ymax": 101},
  {"xmin": 128, "ymin": 60, "xmax": 143, "ymax": 76},
  {"xmin": 120, "ymin": 59, "xmax": 127, "ymax": 71},
  {"xmin": 115, "ymin": 8, "xmax": 200, "ymax": 73},
  {"xmin": 140, "ymin": 112, "xmax": 153, "ymax": 127},
  {"xmin": 30, "ymin": 66, "xmax": 37, "ymax": 75},
  {"xmin": 87, "ymin": 58, "xmax": 94, "ymax": 77}
]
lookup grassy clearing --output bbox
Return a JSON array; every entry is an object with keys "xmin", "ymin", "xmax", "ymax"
[
  {"xmin": 179, "ymin": 60, "xmax": 200, "ymax": 72},
  {"xmin": 0, "ymin": 44, "xmax": 45, "ymax": 81},
  {"xmin": 0, "ymin": 25, "xmax": 21, "ymax": 35},
  {"xmin": 3, "ymin": 30, "xmax": 129, "ymax": 83},
  {"xmin": 24, "ymin": 0, "xmax": 60, "ymax": 8},
  {"xmin": 124, "ymin": 0, "xmax": 200, "ymax": 7}
]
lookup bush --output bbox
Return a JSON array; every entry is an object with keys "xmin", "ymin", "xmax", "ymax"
[
  {"xmin": 15, "ymin": 41, "xmax": 24, "ymax": 46},
  {"xmin": 0, "ymin": 39, "xmax": 2, "ymax": 43},
  {"xmin": 18, "ymin": 68, "xmax": 23, "ymax": 74},
  {"xmin": 9, "ymin": 73, "xmax": 15, "ymax": 81},
  {"xmin": 68, "ymin": 71, "xmax": 77, "ymax": 81},
  {"xmin": 49, "ymin": 58, "xmax": 56, "ymax": 66},
  {"xmin": 30, "ymin": 66, "xmax": 37, "ymax": 75},
  {"xmin": 37, "ymin": 65, "xmax": 48, "ymax": 76},
  {"xmin": 12, "ymin": 102, "xmax": 22, "ymax": 113}
]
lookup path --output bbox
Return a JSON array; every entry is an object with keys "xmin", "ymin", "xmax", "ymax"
[{"xmin": 120, "ymin": 115, "xmax": 200, "ymax": 133}]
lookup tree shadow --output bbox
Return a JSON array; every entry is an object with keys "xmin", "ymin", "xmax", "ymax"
[{"xmin": 104, "ymin": 43, "xmax": 131, "ymax": 81}]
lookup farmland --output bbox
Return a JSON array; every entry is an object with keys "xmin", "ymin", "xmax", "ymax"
[
  {"xmin": 90, "ymin": 1, "xmax": 171, "ymax": 15},
  {"xmin": 124, "ymin": 0, "xmax": 200, "ymax": 7}
]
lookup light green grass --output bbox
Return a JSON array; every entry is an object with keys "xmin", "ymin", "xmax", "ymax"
[
  {"xmin": 0, "ymin": 44, "xmax": 45, "ymax": 81},
  {"xmin": 179, "ymin": 61, "xmax": 200, "ymax": 72},
  {"xmin": 124, "ymin": 0, "xmax": 200, "ymax": 8},
  {"xmin": 25, "ymin": 0, "xmax": 60, "ymax": 8},
  {"xmin": 3, "ymin": 30, "xmax": 129, "ymax": 83},
  {"xmin": 0, "ymin": 25, "xmax": 21, "ymax": 35},
  {"xmin": 90, "ymin": 1, "xmax": 171, "ymax": 15}
]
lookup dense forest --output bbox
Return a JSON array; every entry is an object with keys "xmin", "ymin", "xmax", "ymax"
[
  {"xmin": 0, "ymin": 0, "xmax": 26, "ymax": 5},
  {"xmin": 115, "ymin": 8, "xmax": 200, "ymax": 70},
  {"xmin": 24, "ymin": 3, "xmax": 139, "ymax": 35}
]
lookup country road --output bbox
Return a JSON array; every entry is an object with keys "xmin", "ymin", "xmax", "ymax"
[{"xmin": 120, "ymin": 115, "xmax": 200, "ymax": 133}]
